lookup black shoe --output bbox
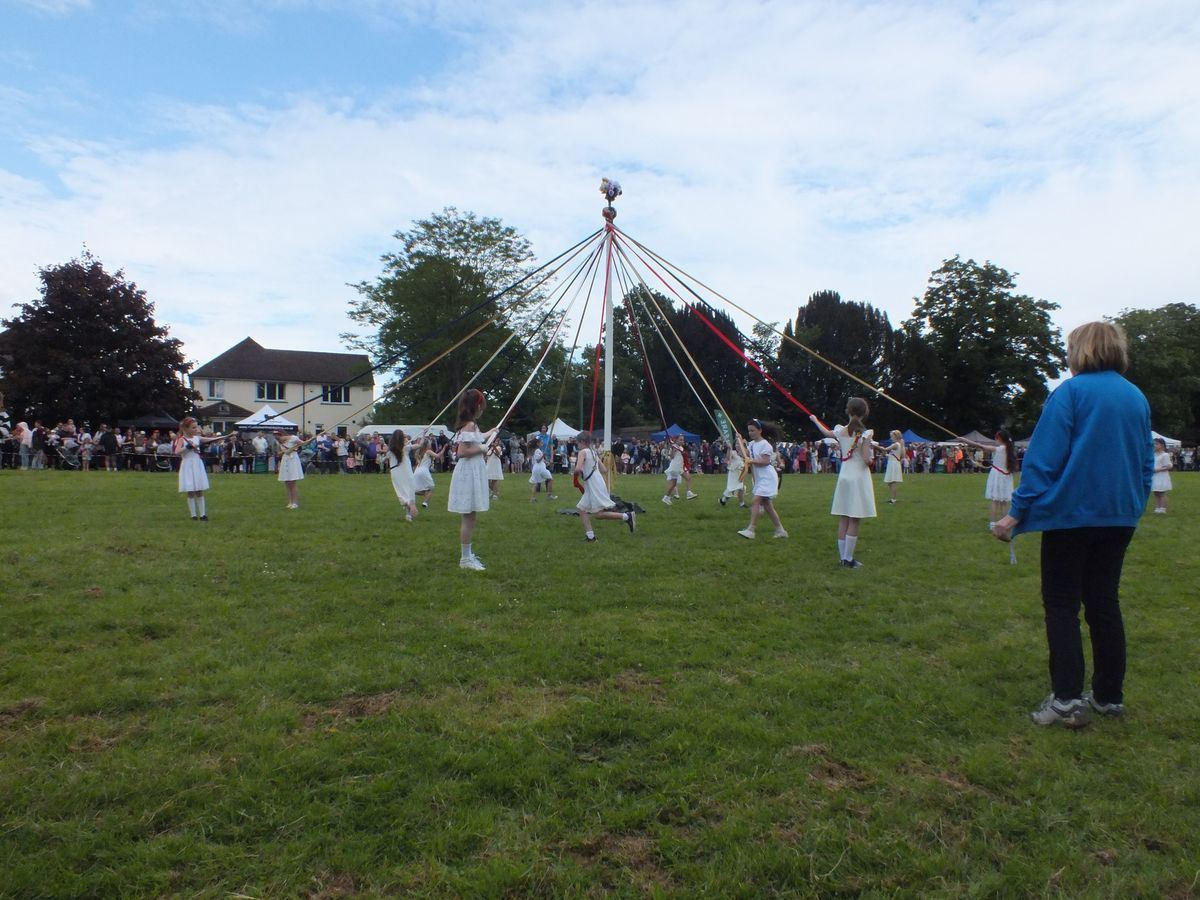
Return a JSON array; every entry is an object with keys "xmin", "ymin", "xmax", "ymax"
[
  {"xmin": 585, "ymin": 535, "xmax": 597, "ymax": 542},
  {"xmin": 719, "ymin": 495, "xmax": 727, "ymax": 506},
  {"xmin": 200, "ymin": 515, "xmax": 208, "ymax": 521},
  {"xmin": 841, "ymin": 559, "xmax": 863, "ymax": 569},
  {"xmin": 191, "ymin": 516, "xmax": 198, "ymax": 520},
  {"xmin": 626, "ymin": 511, "xmax": 636, "ymax": 533}
]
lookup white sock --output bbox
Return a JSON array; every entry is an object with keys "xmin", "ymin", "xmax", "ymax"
[
  {"xmin": 586, "ymin": 530, "xmax": 595, "ymax": 539},
  {"xmin": 461, "ymin": 543, "xmax": 472, "ymax": 560},
  {"xmin": 197, "ymin": 496, "xmax": 206, "ymax": 517},
  {"xmin": 837, "ymin": 538, "xmax": 846, "ymax": 560},
  {"xmin": 187, "ymin": 497, "xmax": 197, "ymax": 516},
  {"xmin": 844, "ymin": 535, "xmax": 857, "ymax": 560}
]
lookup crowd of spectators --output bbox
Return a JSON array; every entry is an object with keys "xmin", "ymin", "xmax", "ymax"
[{"xmin": 3, "ymin": 415, "xmax": 1197, "ymax": 476}]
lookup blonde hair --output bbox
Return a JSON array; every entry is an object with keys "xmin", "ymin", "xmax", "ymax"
[{"xmin": 1067, "ymin": 321, "xmax": 1128, "ymax": 374}]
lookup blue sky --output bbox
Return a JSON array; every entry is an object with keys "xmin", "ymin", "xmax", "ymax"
[{"xmin": 2, "ymin": 0, "xmax": 1198, "ymax": 371}]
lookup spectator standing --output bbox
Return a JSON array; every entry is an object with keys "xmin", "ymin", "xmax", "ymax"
[{"xmin": 992, "ymin": 322, "xmax": 1154, "ymax": 727}]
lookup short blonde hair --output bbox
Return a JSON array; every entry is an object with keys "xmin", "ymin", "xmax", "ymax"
[{"xmin": 1067, "ymin": 321, "xmax": 1128, "ymax": 374}]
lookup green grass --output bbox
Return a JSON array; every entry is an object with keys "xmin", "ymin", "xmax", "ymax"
[{"xmin": 1, "ymin": 468, "xmax": 1198, "ymax": 898}]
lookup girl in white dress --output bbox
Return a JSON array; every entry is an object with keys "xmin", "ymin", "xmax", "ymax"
[
  {"xmin": 985, "ymin": 429, "xmax": 1016, "ymax": 527},
  {"xmin": 573, "ymin": 431, "xmax": 636, "ymax": 541},
  {"xmin": 448, "ymin": 389, "xmax": 497, "ymax": 570},
  {"xmin": 387, "ymin": 430, "xmax": 418, "ymax": 521},
  {"xmin": 883, "ymin": 430, "xmax": 905, "ymax": 504},
  {"xmin": 736, "ymin": 419, "xmax": 787, "ymax": 539},
  {"xmin": 485, "ymin": 442, "xmax": 505, "ymax": 500},
  {"xmin": 1152, "ymin": 437, "xmax": 1173, "ymax": 513},
  {"xmin": 412, "ymin": 439, "xmax": 445, "ymax": 508},
  {"xmin": 275, "ymin": 430, "xmax": 309, "ymax": 509},
  {"xmin": 810, "ymin": 398, "xmax": 876, "ymax": 567},
  {"xmin": 661, "ymin": 437, "xmax": 697, "ymax": 505},
  {"xmin": 173, "ymin": 417, "xmax": 223, "ymax": 520},
  {"xmin": 720, "ymin": 442, "xmax": 746, "ymax": 507},
  {"xmin": 528, "ymin": 439, "xmax": 556, "ymax": 502}
]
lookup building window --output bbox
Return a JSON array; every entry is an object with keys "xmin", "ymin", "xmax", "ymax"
[
  {"xmin": 256, "ymin": 382, "xmax": 286, "ymax": 401},
  {"xmin": 207, "ymin": 379, "xmax": 224, "ymax": 400},
  {"xmin": 322, "ymin": 384, "xmax": 350, "ymax": 404}
]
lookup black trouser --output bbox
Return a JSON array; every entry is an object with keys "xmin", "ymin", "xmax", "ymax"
[{"xmin": 1040, "ymin": 527, "xmax": 1136, "ymax": 704}]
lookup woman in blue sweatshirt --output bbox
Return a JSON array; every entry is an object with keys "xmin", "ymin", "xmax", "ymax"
[{"xmin": 993, "ymin": 321, "xmax": 1154, "ymax": 728}]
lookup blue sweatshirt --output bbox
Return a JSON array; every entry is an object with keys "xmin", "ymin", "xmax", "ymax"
[{"xmin": 1010, "ymin": 370, "xmax": 1154, "ymax": 536}]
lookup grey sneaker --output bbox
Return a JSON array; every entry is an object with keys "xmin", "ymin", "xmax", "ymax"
[
  {"xmin": 459, "ymin": 556, "xmax": 486, "ymax": 571},
  {"xmin": 1083, "ymin": 691, "xmax": 1125, "ymax": 718},
  {"xmin": 1029, "ymin": 694, "xmax": 1089, "ymax": 728}
]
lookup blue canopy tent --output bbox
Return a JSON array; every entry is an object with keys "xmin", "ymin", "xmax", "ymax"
[
  {"xmin": 901, "ymin": 428, "xmax": 933, "ymax": 444},
  {"xmin": 650, "ymin": 423, "xmax": 702, "ymax": 444}
]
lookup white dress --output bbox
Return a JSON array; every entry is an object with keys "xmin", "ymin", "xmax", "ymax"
[
  {"xmin": 665, "ymin": 447, "xmax": 684, "ymax": 479},
  {"xmin": 177, "ymin": 436, "xmax": 209, "ymax": 492},
  {"xmin": 984, "ymin": 445, "xmax": 1013, "ymax": 501},
  {"xmin": 884, "ymin": 445, "xmax": 904, "ymax": 484},
  {"xmin": 724, "ymin": 452, "xmax": 745, "ymax": 495},
  {"xmin": 576, "ymin": 448, "xmax": 617, "ymax": 513},
  {"xmin": 447, "ymin": 430, "xmax": 490, "ymax": 513},
  {"xmin": 747, "ymin": 439, "xmax": 779, "ymax": 498},
  {"xmin": 388, "ymin": 449, "xmax": 415, "ymax": 504},
  {"xmin": 277, "ymin": 437, "xmax": 304, "ymax": 482},
  {"xmin": 413, "ymin": 453, "xmax": 435, "ymax": 492},
  {"xmin": 830, "ymin": 426, "xmax": 876, "ymax": 518},
  {"xmin": 529, "ymin": 448, "xmax": 552, "ymax": 484},
  {"xmin": 485, "ymin": 452, "xmax": 504, "ymax": 481},
  {"xmin": 1152, "ymin": 451, "xmax": 1173, "ymax": 492}
]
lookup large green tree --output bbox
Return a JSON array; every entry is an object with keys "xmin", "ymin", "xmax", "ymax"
[
  {"xmin": 1113, "ymin": 303, "xmax": 1200, "ymax": 439},
  {"xmin": 905, "ymin": 256, "xmax": 1065, "ymax": 434},
  {"xmin": 774, "ymin": 290, "xmax": 894, "ymax": 431},
  {"xmin": 0, "ymin": 250, "xmax": 195, "ymax": 424},
  {"xmin": 345, "ymin": 208, "xmax": 548, "ymax": 427}
]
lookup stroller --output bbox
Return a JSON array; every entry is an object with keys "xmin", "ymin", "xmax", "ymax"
[{"xmin": 56, "ymin": 443, "xmax": 81, "ymax": 470}]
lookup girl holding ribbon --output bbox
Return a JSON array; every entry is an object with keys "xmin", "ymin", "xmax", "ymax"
[
  {"xmin": 736, "ymin": 419, "xmax": 788, "ymax": 539},
  {"xmin": 573, "ymin": 432, "xmax": 636, "ymax": 541},
  {"xmin": 986, "ymin": 429, "xmax": 1016, "ymax": 528},
  {"xmin": 811, "ymin": 398, "xmax": 876, "ymax": 567}
]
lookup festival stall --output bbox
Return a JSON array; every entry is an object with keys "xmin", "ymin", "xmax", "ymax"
[
  {"xmin": 650, "ymin": 423, "xmax": 702, "ymax": 444},
  {"xmin": 235, "ymin": 405, "xmax": 299, "ymax": 433},
  {"xmin": 1152, "ymin": 430, "xmax": 1182, "ymax": 450},
  {"xmin": 526, "ymin": 418, "xmax": 580, "ymax": 442}
]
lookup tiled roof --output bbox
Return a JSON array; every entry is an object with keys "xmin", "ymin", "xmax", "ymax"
[
  {"xmin": 195, "ymin": 400, "xmax": 254, "ymax": 419},
  {"xmin": 192, "ymin": 337, "xmax": 374, "ymax": 387}
]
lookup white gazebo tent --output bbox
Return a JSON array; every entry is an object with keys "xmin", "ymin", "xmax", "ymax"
[
  {"xmin": 527, "ymin": 417, "xmax": 580, "ymax": 441},
  {"xmin": 235, "ymin": 405, "xmax": 300, "ymax": 432},
  {"xmin": 1152, "ymin": 430, "xmax": 1182, "ymax": 450}
]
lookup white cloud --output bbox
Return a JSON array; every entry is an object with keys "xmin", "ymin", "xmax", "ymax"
[
  {"xmin": 1, "ymin": 0, "xmax": 1198, "ymax": 375},
  {"xmin": 7, "ymin": 0, "xmax": 91, "ymax": 13}
]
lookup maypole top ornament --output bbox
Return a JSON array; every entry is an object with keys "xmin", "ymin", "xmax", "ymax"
[{"xmin": 600, "ymin": 177, "xmax": 622, "ymax": 224}]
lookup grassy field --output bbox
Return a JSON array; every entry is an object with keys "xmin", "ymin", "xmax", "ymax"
[{"xmin": 1, "ymin": 467, "xmax": 1197, "ymax": 898}]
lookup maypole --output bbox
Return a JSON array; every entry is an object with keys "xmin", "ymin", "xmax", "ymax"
[{"xmin": 599, "ymin": 177, "xmax": 622, "ymax": 451}]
